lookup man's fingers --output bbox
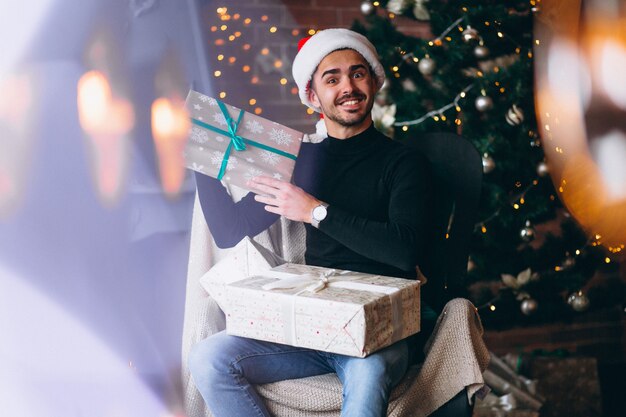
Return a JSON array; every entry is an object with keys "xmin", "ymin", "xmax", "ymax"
[
  {"xmin": 250, "ymin": 175, "xmax": 283, "ymax": 188},
  {"xmin": 248, "ymin": 181, "xmax": 277, "ymax": 196},
  {"xmin": 263, "ymin": 205, "xmax": 280, "ymax": 214},
  {"xmin": 254, "ymin": 194, "xmax": 275, "ymax": 205}
]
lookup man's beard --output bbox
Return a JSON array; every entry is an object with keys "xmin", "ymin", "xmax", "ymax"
[{"xmin": 323, "ymin": 93, "xmax": 374, "ymax": 127}]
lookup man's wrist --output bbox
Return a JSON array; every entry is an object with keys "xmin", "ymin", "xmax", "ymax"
[{"xmin": 310, "ymin": 202, "xmax": 329, "ymax": 228}]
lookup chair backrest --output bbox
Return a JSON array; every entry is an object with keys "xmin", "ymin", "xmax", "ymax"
[{"xmin": 407, "ymin": 132, "xmax": 483, "ymax": 312}]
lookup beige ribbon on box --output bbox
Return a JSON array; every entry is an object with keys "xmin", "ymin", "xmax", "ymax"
[{"xmin": 261, "ymin": 269, "xmax": 406, "ymax": 350}]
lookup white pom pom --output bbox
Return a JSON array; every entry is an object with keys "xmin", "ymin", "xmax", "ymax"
[{"xmin": 315, "ymin": 118, "xmax": 328, "ymax": 139}]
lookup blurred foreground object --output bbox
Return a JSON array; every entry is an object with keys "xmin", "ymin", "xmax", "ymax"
[{"xmin": 535, "ymin": 0, "xmax": 626, "ymax": 249}]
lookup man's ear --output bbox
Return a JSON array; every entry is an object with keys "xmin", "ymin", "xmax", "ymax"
[{"xmin": 307, "ymin": 87, "xmax": 321, "ymax": 109}]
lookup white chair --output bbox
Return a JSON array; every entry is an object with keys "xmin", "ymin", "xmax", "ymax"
[{"xmin": 181, "ymin": 132, "xmax": 490, "ymax": 416}]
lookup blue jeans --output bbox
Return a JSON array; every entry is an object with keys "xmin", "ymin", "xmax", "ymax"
[{"xmin": 189, "ymin": 331, "xmax": 410, "ymax": 417}]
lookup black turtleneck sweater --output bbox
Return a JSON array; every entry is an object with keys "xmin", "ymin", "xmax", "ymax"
[{"xmin": 195, "ymin": 124, "xmax": 432, "ymax": 280}]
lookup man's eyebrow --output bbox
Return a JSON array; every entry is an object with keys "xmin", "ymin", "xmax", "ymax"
[
  {"xmin": 320, "ymin": 64, "xmax": 368, "ymax": 79},
  {"xmin": 321, "ymin": 68, "xmax": 340, "ymax": 78},
  {"xmin": 349, "ymin": 64, "xmax": 368, "ymax": 72}
]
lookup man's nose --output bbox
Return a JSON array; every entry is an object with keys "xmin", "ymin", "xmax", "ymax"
[{"xmin": 339, "ymin": 76, "xmax": 355, "ymax": 94}]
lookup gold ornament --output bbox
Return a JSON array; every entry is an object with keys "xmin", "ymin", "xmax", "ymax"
[
  {"xmin": 462, "ymin": 26, "xmax": 480, "ymax": 42},
  {"xmin": 505, "ymin": 104, "xmax": 525, "ymax": 125}
]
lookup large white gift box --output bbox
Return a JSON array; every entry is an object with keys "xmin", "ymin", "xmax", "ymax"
[{"xmin": 204, "ymin": 244, "xmax": 421, "ymax": 357}]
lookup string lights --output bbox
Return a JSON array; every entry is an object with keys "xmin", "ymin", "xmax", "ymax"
[
  {"xmin": 394, "ymin": 84, "xmax": 474, "ymax": 127},
  {"xmin": 209, "ymin": 6, "xmax": 312, "ymax": 117},
  {"xmin": 391, "ymin": 10, "xmax": 536, "ymax": 129}
]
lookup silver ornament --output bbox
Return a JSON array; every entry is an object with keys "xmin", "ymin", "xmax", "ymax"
[
  {"xmin": 475, "ymin": 95, "xmax": 493, "ymax": 112},
  {"xmin": 360, "ymin": 1, "xmax": 375, "ymax": 16},
  {"xmin": 380, "ymin": 78, "xmax": 390, "ymax": 92},
  {"xmin": 567, "ymin": 291, "xmax": 590, "ymax": 312},
  {"xmin": 462, "ymin": 26, "xmax": 480, "ymax": 42},
  {"xmin": 413, "ymin": 0, "xmax": 430, "ymax": 20},
  {"xmin": 521, "ymin": 298, "xmax": 538, "ymax": 315},
  {"xmin": 467, "ymin": 256, "xmax": 476, "ymax": 272},
  {"xmin": 401, "ymin": 78, "xmax": 417, "ymax": 92},
  {"xmin": 482, "ymin": 153, "xmax": 496, "ymax": 174},
  {"xmin": 418, "ymin": 56, "xmax": 436, "ymax": 75},
  {"xmin": 402, "ymin": 53, "xmax": 414, "ymax": 63},
  {"xmin": 386, "ymin": 0, "xmax": 405, "ymax": 14},
  {"xmin": 520, "ymin": 220, "xmax": 535, "ymax": 242},
  {"xmin": 537, "ymin": 161, "xmax": 549, "ymax": 177},
  {"xmin": 505, "ymin": 104, "xmax": 525, "ymax": 125},
  {"xmin": 474, "ymin": 45, "xmax": 490, "ymax": 59},
  {"xmin": 561, "ymin": 255, "xmax": 576, "ymax": 269}
]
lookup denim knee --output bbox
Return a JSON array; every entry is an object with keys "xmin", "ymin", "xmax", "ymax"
[
  {"xmin": 350, "ymin": 355, "xmax": 392, "ymax": 386},
  {"xmin": 340, "ymin": 343, "xmax": 409, "ymax": 390},
  {"xmin": 188, "ymin": 335, "xmax": 233, "ymax": 387}
]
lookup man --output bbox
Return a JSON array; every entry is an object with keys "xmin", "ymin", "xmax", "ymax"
[{"xmin": 189, "ymin": 28, "xmax": 432, "ymax": 417}]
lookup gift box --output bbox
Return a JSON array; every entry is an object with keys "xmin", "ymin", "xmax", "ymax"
[
  {"xmin": 528, "ymin": 356, "xmax": 602, "ymax": 417},
  {"xmin": 184, "ymin": 89, "xmax": 303, "ymax": 190},
  {"xmin": 208, "ymin": 262, "xmax": 421, "ymax": 358},
  {"xmin": 199, "ymin": 236, "xmax": 286, "ymax": 295}
]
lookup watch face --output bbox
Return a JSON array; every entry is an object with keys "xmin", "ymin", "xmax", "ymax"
[{"xmin": 313, "ymin": 205, "xmax": 327, "ymax": 221}]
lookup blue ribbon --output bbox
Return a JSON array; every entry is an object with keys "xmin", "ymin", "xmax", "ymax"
[{"xmin": 190, "ymin": 100, "xmax": 297, "ymax": 180}]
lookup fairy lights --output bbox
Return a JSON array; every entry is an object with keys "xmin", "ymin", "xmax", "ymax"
[
  {"xmin": 208, "ymin": 6, "xmax": 302, "ymax": 114},
  {"xmin": 394, "ymin": 84, "xmax": 474, "ymax": 127}
]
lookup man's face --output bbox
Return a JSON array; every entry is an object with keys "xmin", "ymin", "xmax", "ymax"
[{"xmin": 307, "ymin": 49, "xmax": 378, "ymax": 137}]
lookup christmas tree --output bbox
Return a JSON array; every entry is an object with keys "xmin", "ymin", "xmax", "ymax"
[{"xmin": 353, "ymin": 0, "xmax": 622, "ymax": 327}]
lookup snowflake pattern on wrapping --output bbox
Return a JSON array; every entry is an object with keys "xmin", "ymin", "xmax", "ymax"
[
  {"xmin": 198, "ymin": 95, "xmax": 218, "ymax": 106},
  {"xmin": 260, "ymin": 150, "xmax": 280, "ymax": 166},
  {"xmin": 272, "ymin": 173, "xmax": 283, "ymax": 180},
  {"xmin": 245, "ymin": 119, "xmax": 264, "ymax": 134},
  {"xmin": 190, "ymin": 127, "xmax": 209, "ymax": 144},
  {"xmin": 244, "ymin": 167, "xmax": 265, "ymax": 181},
  {"xmin": 190, "ymin": 162, "xmax": 205, "ymax": 172},
  {"xmin": 209, "ymin": 151, "xmax": 239, "ymax": 171},
  {"xmin": 215, "ymin": 136, "xmax": 225, "ymax": 143},
  {"xmin": 246, "ymin": 157, "xmax": 255, "ymax": 163},
  {"xmin": 212, "ymin": 112, "xmax": 228, "ymax": 126},
  {"xmin": 268, "ymin": 128, "xmax": 293, "ymax": 146}
]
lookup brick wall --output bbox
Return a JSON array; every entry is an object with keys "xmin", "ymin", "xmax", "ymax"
[{"xmin": 201, "ymin": 0, "xmax": 430, "ymax": 133}]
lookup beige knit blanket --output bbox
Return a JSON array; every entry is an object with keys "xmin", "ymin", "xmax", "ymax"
[{"xmin": 181, "ymin": 183, "xmax": 489, "ymax": 417}]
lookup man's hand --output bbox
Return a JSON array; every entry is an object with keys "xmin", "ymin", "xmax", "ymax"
[{"xmin": 247, "ymin": 176, "xmax": 320, "ymax": 223}]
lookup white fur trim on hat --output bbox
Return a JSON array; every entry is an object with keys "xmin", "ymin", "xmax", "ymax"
[{"xmin": 292, "ymin": 28, "xmax": 385, "ymax": 113}]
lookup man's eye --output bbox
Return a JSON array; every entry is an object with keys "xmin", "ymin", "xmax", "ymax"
[
  {"xmin": 353, "ymin": 73, "xmax": 364, "ymax": 78},
  {"xmin": 326, "ymin": 78, "xmax": 336, "ymax": 84}
]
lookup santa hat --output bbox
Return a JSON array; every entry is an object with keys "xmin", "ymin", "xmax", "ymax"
[{"xmin": 292, "ymin": 28, "xmax": 386, "ymax": 113}]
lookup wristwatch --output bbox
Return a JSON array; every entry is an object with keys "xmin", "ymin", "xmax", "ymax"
[{"xmin": 311, "ymin": 202, "xmax": 329, "ymax": 228}]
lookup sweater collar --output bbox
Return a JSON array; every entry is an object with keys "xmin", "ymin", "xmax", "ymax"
[{"xmin": 324, "ymin": 124, "xmax": 381, "ymax": 154}]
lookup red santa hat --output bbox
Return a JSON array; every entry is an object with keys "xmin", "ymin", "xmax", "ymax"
[{"xmin": 292, "ymin": 28, "xmax": 386, "ymax": 113}]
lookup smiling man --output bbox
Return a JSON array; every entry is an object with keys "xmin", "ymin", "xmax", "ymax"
[{"xmin": 189, "ymin": 29, "xmax": 433, "ymax": 417}]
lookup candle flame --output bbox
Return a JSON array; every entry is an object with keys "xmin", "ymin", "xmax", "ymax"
[
  {"xmin": 77, "ymin": 70, "xmax": 134, "ymax": 204},
  {"xmin": 151, "ymin": 97, "xmax": 190, "ymax": 197}
]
